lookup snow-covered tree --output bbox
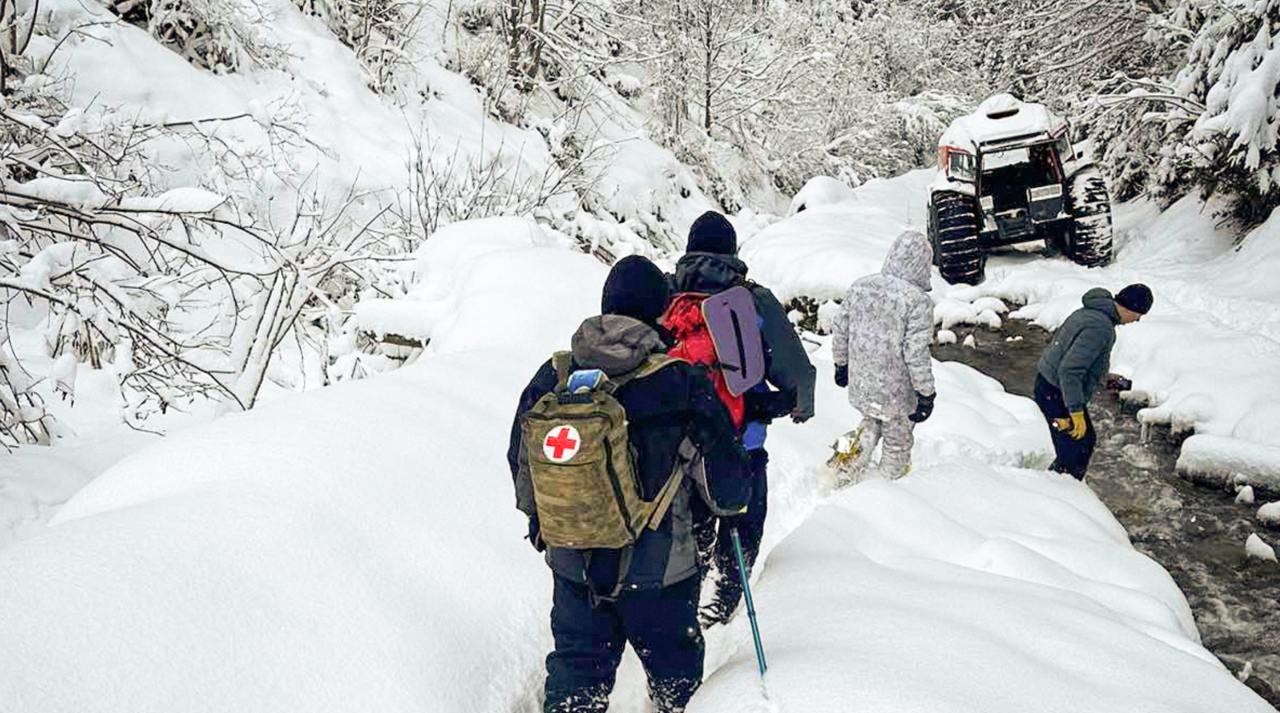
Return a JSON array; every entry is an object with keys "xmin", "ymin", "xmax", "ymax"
[{"xmin": 1086, "ymin": 1, "xmax": 1280, "ymax": 225}]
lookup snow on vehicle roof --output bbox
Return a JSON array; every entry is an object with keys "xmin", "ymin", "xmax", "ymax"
[{"xmin": 939, "ymin": 94, "xmax": 1068, "ymax": 153}]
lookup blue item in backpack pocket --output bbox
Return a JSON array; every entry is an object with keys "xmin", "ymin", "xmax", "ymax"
[
  {"xmin": 567, "ymin": 369, "xmax": 606, "ymax": 393},
  {"xmin": 742, "ymin": 421, "xmax": 767, "ymax": 451}
]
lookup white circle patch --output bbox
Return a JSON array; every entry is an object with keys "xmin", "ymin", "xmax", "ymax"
[{"xmin": 542, "ymin": 425, "xmax": 582, "ymax": 463}]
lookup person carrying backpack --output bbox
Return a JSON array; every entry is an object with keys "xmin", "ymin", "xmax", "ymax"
[
  {"xmin": 507, "ymin": 256, "xmax": 751, "ymax": 713},
  {"xmin": 666, "ymin": 210, "xmax": 817, "ymax": 627},
  {"xmin": 830, "ymin": 230, "xmax": 936, "ymax": 483}
]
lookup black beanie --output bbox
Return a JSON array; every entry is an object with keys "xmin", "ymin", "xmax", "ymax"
[
  {"xmin": 601, "ymin": 256, "xmax": 671, "ymax": 326},
  {"xmin": 1115, "ymin": 283, "xmax": 1154, "ymax": 314},
  {"xmin": 686, "ymin": 211, "xmax": 737, "ymax": 255}
]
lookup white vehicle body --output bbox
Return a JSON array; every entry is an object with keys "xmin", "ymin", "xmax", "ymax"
[{"xmin": 930, "ymin": 94, "xmax": 1083, "ymax": 197}]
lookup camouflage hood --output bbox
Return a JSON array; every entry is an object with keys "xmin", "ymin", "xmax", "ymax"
[
  {"xmin": 571, "ymin": 315, "xmax": 666, "ymax": 376},
  {"xmin": 881, "ymin": 230, "xmax": 933, "ymax": 292}
]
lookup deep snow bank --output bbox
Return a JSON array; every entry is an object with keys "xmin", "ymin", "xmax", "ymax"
[
  {"xmin": 0, "ymin": 223, "xmax": 608, "ymax": 713},
  {"xmin": 739, "ymin": 170, "xmax": 934, "ymax": 304},
  {"xmin": 692, "ymin": 462, "xmax": 1273, "ymax": 713}
]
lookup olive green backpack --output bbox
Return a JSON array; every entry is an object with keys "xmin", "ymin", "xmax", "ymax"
[{"xmin": 520, "ymin": 352, "xmax": 684, "ymax": 550}]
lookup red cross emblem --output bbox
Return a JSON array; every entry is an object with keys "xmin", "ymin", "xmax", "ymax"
[{"xmin": 543, "ymin": 425, "xmax": 581, "ymax": 463}]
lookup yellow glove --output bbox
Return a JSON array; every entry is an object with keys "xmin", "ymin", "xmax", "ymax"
[{"xmin": 1055, "ymin": 412, "xmax": 1088, "ymax": 440}]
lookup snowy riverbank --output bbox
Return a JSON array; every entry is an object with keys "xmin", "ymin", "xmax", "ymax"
[{"xmin": 744, "ymin": 171, "xmax": 1280, "ymax": 495}]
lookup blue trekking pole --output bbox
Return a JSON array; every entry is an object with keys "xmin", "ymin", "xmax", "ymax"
[{"xmin": 730, "ymin": 527, "xmax": 767, "ymax": 676}]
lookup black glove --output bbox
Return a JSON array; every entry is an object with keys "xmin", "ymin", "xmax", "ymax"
[
  {"xmin": 527, "ymin": 515, "xmax": 545, "ymax": 553},
  {"xmin": 743, "ymin": 390, "xmax": 793, "ymax": 424},
  {"xmin": 790, "ymin": 405, "xmax": 813, "ymax": 424},
  {"xmin": 908, "ymin": 391, "xmax": 935, "ymax": 423},
  {"xmin": 1105, "ymin": 374, "xmax": 1133, "ymax": 392},
  {"xmin": 834, "ymin": 363, "xmax": 848, "ymax": 388}
]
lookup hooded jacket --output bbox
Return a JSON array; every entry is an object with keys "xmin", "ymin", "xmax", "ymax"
[
  {"xmin": 832, "ymin": 231, "xmax": 936, "ymax": 419},
  {"xmin": 507, "ymin": 315, "xmax": 750, "ymax": 591},
  {"xmin": 1037, "ymin": 288, "xmax": 1120, "ymax": 412},
  {"xmin": 671, "ymin": 252, "xmax": 817, "ymax": 422}
]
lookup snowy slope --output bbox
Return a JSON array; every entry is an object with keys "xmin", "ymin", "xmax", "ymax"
[
  {"xmin": 2, "ymin": 218, "xmax": 1268, "ymax": 712},
  {"xmin": 0, "ymin": 0, "xmax": 725, "ymax": 545}
]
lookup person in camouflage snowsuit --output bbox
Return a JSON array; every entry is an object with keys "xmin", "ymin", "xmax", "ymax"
[{"xmin": 831, "ymin": 230, "xmax": 937, "ymax": 481}]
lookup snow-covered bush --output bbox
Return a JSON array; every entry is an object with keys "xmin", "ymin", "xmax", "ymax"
[
  {"xmin": 110, "ymin": 0, "xmax": 287, "ymax": 73},
  {"xmin": 0, "ymin": 9, "xmax": 437, "ymax": 436},
  {"xmin": 293, "ymin": 0, "xmax": 425, "ymax": 94},
  {"xmin": 1159, "ymin": 0, "xmax": 1280, "ymax": 225}
]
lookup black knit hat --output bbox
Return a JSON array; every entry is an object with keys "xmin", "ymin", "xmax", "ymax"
[
  {"xmin": 601, "ymin": 255, "xmax": 671, "ymax": 326},
  {"xmin": 686, "ymin": 211, "xmax": 737, "ymax": 255},
  {"xmin": 1115, "ymin": 283, "xmax": 1154, "ymax": 314}
]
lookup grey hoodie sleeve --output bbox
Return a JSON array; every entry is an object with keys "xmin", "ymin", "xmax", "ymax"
[
  {"xmin": 904, "ymin": 293, "xmax": 935, "ymax": 396},
  {"xmin": 752, "ymin": 285, "xmax": 817, "ymax": 419},
  {"xmin": 1055, "ymin": 323, "xmax": 1112, "ymax": 412}
]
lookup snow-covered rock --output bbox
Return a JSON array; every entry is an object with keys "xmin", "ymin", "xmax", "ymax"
[
  {"xmin": 1236, "ymin": 485, "xmax": 1257, "ymax": 505},
  {"xmin": 1259, "ymin": 502, "xmax": 1280, "ymax": 528},
  {"xmin": 1245, "ymin": 533, "xmax": 1277, "ymax": 563},
  {"xmin": 789, "ymin": 176, "xmax": 856, "ymax": 215}
]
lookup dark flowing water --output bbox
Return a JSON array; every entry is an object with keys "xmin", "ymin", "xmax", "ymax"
[{"xmin": 934, "ymin": 320, "xmax": 1280, "ymax": 708}]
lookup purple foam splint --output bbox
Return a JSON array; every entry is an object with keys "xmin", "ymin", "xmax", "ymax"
[{"xmin": 701, "ymin": 286, "xmax": 765, "ymax": 396}]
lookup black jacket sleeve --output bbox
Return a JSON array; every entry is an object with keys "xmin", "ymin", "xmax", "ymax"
[
  {"xmin": 507, "ymin": 360, "xmax": 558, "ymax": 517},
  {"xmin": 678, "ymin": 364, "xmax": 752, "ymax": 513},
  {"xmin": 751, "ymin": 285, "xmax": 817, "ymax": 419}
]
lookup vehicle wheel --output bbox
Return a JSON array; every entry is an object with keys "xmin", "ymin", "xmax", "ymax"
[
  {"xmin": 1066, "ymin": 171, "xmax": 1113, "ymax": 268},
  {"xmin": 929, "ymin": 191, "xmax": 985, "ymax": 284}
]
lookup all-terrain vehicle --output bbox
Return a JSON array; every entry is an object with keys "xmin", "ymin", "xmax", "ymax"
[{"xmin": 927, "ymin": 94, "xmax": 1113, "ymax": 284}]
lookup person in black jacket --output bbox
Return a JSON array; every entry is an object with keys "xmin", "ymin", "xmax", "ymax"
[
  {"xmin": 1034, "ymin": 283, "xmax": 1152, "ymax": 480},
  {"xmin": 508, "ymin": 256, "xmax": 751, "ymax": 713},
  {"xmin": 670, "ymin": 210, "xmax": 817, "ymax": 626}
]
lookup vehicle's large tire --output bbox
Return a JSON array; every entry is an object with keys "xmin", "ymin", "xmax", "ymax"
[
  {"xmin": 1066, "ymin": 171, "xmax": 1113, "ymax": 268},
  {"xmin": 929, "ymin": 191, "xmax": 985, "ymax": 284}
]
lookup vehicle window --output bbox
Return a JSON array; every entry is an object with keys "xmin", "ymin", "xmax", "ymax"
[{"xmin": 982, "ymin": 147, "xmax": 1029, "ymax": 170}]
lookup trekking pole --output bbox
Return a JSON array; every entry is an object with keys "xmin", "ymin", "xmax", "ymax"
[{"xmin": 730, "ymin": 527, "xmax": 767, "ymax": 677}]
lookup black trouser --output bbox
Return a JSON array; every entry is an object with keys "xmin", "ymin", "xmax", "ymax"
[
  {"xmin": 697, "ymin": 449, "xmax": 768, "ymax": 618},
  {"xmin": 1033, "ymin": 375, "xmax": 1096, "ymax": 480},
  {"xmin": 544, "ymin": 575, "xmax": 704, "ymax": 713}
]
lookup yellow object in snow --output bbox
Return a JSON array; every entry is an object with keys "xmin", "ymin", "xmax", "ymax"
[{"xmin": 827, "ymin": 427, "xmax": 864, "ymax": 469}]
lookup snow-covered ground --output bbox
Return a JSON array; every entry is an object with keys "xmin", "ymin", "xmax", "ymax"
[
  {"xmin": 2, "ymin": 7, "xmax": 1275, "ymax": 707},
  {"xmin": 2, "ymin": 216, "xmax": 1271, "ymax": 712},
  {"xmin": 694, "ymin": 463, "xmax": 1268, "ymax": 713}
]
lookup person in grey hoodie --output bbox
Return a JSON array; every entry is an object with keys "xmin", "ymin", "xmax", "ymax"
[
  {"xmin": 1033, "ymin": 283, "xmax": 1153, "ymax": 480},
  {"xmin": 831, "ymin": 230, "xmax": 937, "ymax": 482}
]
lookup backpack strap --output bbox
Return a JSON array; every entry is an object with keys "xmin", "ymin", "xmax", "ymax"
[
  {"xmin": 551, "ymin": 351, "xmax": 574, "ymax": 390},
  {"xmin": 644, "ymin": 468, "xmax": 684, "ymax": 531}
]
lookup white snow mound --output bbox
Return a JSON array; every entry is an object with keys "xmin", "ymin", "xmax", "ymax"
[{"xmin": 691, "ymin": 463, "xmax": 1273, "ymax": 713}]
